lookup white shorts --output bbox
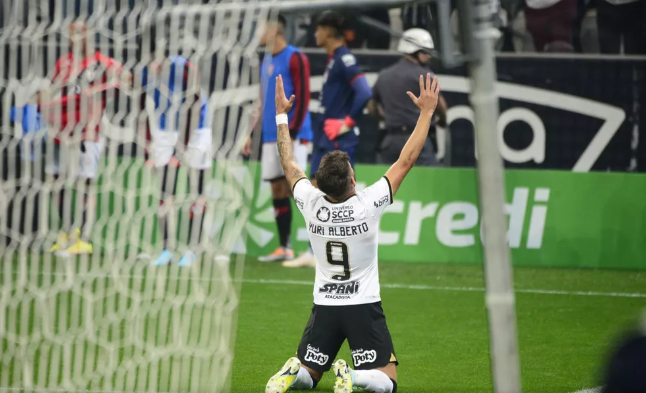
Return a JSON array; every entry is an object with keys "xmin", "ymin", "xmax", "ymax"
[
  {"xmin": 261, "ymin": 140, "xmax": 309, "ymax": 181},
  {"xmin": 151, "ymin": 128, "xmax": 213, "ymax": 170},
  {"xmin": 46, "ymin": 140, "xmax": 103, "ymax": 179}
]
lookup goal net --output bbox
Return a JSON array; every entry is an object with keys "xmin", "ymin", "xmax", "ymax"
[{"xmin": 0, "ymin": 0, "xmax": 264, "ymax": 391}]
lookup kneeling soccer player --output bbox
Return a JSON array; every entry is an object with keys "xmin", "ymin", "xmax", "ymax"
[{"xmin": 265, "ymin": 73, "xmax": 440, "ymax": 393}]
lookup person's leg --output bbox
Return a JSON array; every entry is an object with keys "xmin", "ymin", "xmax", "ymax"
[
  {"xmin": 154, "ymin": 162, "xmax": 179, "ymax": 265},
  {"xmin": 266, "ymin": 304, "xmax": 343, "ymax": 392},
  {"xmin": 545, "ymin": 0, "xmax": 577, "ymax": 51},
  {"xmin": 63, "ymin": 140, "xmax": 102, "ymax": 255},
  {"xmin": 178, "ymin": 168, "xmax": 207, "ymax": 266},
  {"xmin": 596, "ymin": 0, "xmax": 621, "ymax": 54},
  {"xmin": 48, "ymin": 143, "xmax": 70, "ymax": 252},
  {"xmin": 524, "ymin": 5, "xmax": 549, "ymax": 51},
  {"xmin": 621, "ymin": 0, "xmax": 646, "ymax": 55},
  {"xmin": 77, "ymin": 141, "xmax": 101, "ymax": 241},
  {"xmin": 272, "ymin": 179, "xmax": 293, "ymax": 249},
  {"xmin": 334, "ymin": 302, "xmax": 399, "ymax": 393},
  {"xmin": 260, "ymin": 142, "xmax": 296, "ymax": 262},
  {"xmin": 180, "ymin": 126, "xmax": 214, "ymax": 265}
]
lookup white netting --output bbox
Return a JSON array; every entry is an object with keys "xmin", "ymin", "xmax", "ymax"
[{"xmin": 0, "ymin": 0, "xmax": 269, "ymax": 391}]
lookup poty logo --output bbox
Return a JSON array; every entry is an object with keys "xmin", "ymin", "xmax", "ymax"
[
  {"xmin": 352, "ymin": 349, "xmax": 377, "ymax": 367},
  {"xmin": 304, "ymin": 345, "xmax": 329, "ymax": 366}
]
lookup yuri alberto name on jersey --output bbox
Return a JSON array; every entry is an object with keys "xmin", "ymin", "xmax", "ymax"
[{"xmin": 308, "ymin": 221, "xmax": 370, "ymax": 237}]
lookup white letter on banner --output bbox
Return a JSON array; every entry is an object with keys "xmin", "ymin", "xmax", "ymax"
[
  {"xmin": 404, "ymin": 201, "xmax": 439, "ymax": 245},
  {"xmin": 527, "ymin": 188, "xmax": 550, "ymax": 249},
  {"xmin": 506, "ymin": 187, "xmax": 529, "ymax": 248},
  {"xmin": 498, "ymin": 108, "xmax": 546, "ymax": 164},
  {"xmin": 378, "ymin": 200, "xmax": 404, "ymax": 245},
  {"xmin": 437, "ymin": 202, "xmax": 478, "ymax": 247}
]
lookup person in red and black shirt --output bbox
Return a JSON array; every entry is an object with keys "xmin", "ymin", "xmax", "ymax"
[
  {"xmin": 37, "ymin": 22, "xmax": 124, "ymax": 256},
  {"xmin": 243, "ymin": 15, "xmax": 313, "ymax": 263}
]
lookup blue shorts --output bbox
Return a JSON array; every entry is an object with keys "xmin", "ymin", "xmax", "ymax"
[{"xmin": 309, "ymin": 146, "xmax": 356, "ymax": 178}]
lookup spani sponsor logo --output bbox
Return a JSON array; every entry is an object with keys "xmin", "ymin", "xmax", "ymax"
[
  {"xmin": 352, "ymin": 349, "xmax": 377, "ymax": 367},
  {"xmin": 319, "ymin": 281, "xmax": 360, "ymax": 300}
]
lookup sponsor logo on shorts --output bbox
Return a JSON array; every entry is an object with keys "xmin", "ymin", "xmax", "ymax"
[
  {"xmin": 304, "ymin": 344, "xmax": 329, "ymax": 366},
  {"xmin": 316, "ymin": 206, "xmax": 331, "ymax": 222},
  {"xmin": 318, "ymin": 281, "xmax": 359, "ymax": 300},
  {"xmin": 352, "ymin": 349, "xmax": 377, "ymax": 367},
  {"xmin": 374, "ymin": 196, "xmax": 388, "ymax": 209}
]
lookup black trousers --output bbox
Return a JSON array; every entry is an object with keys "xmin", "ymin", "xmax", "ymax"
[
  {"xmin": 596, "ymin": 0, "xmax": 646, "ymax": 54},
  {"xmin": 378, "ymin": 127, "xmax": 439, "ymax": 167}
]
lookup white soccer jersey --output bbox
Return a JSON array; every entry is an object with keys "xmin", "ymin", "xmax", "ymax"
[{"xmin": 293, "ymin": 176, "xmax": 393, "ymax": 306}]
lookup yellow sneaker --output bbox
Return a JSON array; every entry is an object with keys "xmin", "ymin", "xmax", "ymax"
[
  {"xmin": 49, "ymin": 231, "xmax": 69, "ymax": 252},
  {"xmin": 333, "ymin": 359, "xmax": 353, "ymax": 393},
  {"xmin": 63, "ymin": 240, "xmax": 93, "ymax": 255},
  {"xmin": 265, "ymin": 357, "xmax": 301, "ymax": 393}
]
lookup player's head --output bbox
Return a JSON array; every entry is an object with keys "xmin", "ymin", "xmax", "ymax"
[
  {"xmin": 68, "ymin": 21, "xmax": 89, "ymax": 53},
  {"xmin": 398, "ymin": 28, "xmax": 434, "ymax": 65},
  {"xmin": 260, "ymin": 14, "xmax": 287, "ymax": 47},
  {"xmin": 315, "ymin": 11, "xmax": 345, "ymax": 47},
  {"xmin": 315, "ymin": 150, "xmax": 356, "ymax": 200}
]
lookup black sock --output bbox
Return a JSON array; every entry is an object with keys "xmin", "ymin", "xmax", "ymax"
[
  {"xmin": 273, "ymin": 197, "xmax": 292, "ymax": 249},
  {"xmin": 188, "ymin": 203, "xmax": 205, "ymax": 248},
  {"xmin": 159, "ymin": 201, "xmax": 170, "ymax": 250},
  {"xmin": 57, "ymin": 188, "xmax": 74, "ymax": 234},
  {"xmin": 79, "ymin": 179, "xmax": 91, "ymax": 241}
]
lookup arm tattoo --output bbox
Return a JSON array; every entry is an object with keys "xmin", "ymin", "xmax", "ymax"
[{"xmin": 277, "ymin": 123, "xmax": 306, "ymax": 183}]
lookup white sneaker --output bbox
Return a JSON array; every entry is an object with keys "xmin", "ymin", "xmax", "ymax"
[
  {"xmin": 282, "ymin": 251, "xmax": 316, "ymax": 268},
  {"xmin": 265, "ymin": 357, "xmax": 301, "ymax": 393},
  {"xmin": 214, "ymin": 254, "xmax": 230, "ymax": 264},
  {"xmin": 333, "ymin": 359, "xmax": 353, "ymax": 393}
]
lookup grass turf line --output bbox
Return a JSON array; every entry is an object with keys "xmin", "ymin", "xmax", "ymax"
[
  {"xmin": 1, "ymin": 256, "xmax": 644, "ymax": 393},
  {"xmin": 233, "ymin": 261, "xmax": 644, "ymax": 393}
]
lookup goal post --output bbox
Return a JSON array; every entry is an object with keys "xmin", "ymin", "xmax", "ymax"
[
  {"xmin": 1, "ymin": 1, "xmax": 259, "ymax": 392},
  {"xmin": 0, "ymin": 0, "xmax": 520, "ymax": 392}
]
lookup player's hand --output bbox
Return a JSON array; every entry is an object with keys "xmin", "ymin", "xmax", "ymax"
[
  {"xmin": 407, "ymin": 73, "xmax": 439, "ymax": 115},
  {"xmin": 324, "ymin": 116, "xmax": 355, "ymax": 140},
  {"xmin": 275, "ymin": 74, "xmax": 295, "ymax": 115},
  {"xmin": 242, "ymin": 136, "xmax": 252, "ymax": 156}
]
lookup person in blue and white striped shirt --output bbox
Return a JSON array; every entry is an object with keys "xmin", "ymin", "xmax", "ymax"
[{"xmin": 141, "ymin": 53, "xmax": 213, "ymax": 267}]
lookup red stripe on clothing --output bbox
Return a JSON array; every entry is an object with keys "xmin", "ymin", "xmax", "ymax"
[
  {"xmin": 288, "ymin": 52, "xmax": 310, "ymax": 133},
  {"xmin": 349, "ymin": 73, "xmax": 364, "ymax": 85}
]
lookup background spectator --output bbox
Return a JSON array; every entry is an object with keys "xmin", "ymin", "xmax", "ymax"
[
  {"xmin": 524, "ymin": 0, "xmax": 578, "ymax": 52},
  {"xmin": 369, "ymin": 29, "xmax": 448, "ymax": 167},
  {"xmin": 596, "ymin": 0, "xmax": 646, "ymax": 54}
]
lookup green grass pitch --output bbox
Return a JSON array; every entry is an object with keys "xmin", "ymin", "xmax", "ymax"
[
  {"xmin": 1, "ymin": 255, "xmax": 644, "ymax": 393},
  {"xmin": 232, "ymin": 260, "xmax": 645, "ymax": 393}
]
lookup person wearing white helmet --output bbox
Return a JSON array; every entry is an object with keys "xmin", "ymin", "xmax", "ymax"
[{"xmin": 368, "ymin": 28, "xmax": 448, "ymax": 166}]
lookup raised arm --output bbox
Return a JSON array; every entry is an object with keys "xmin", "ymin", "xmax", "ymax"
[
  {"xmin": 275, "ymin": 74, "xmax": 307, "ymax": 190},
  {"xmin": 384, "ymin": 73, "xmax": 440, "ymax": 196}
]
